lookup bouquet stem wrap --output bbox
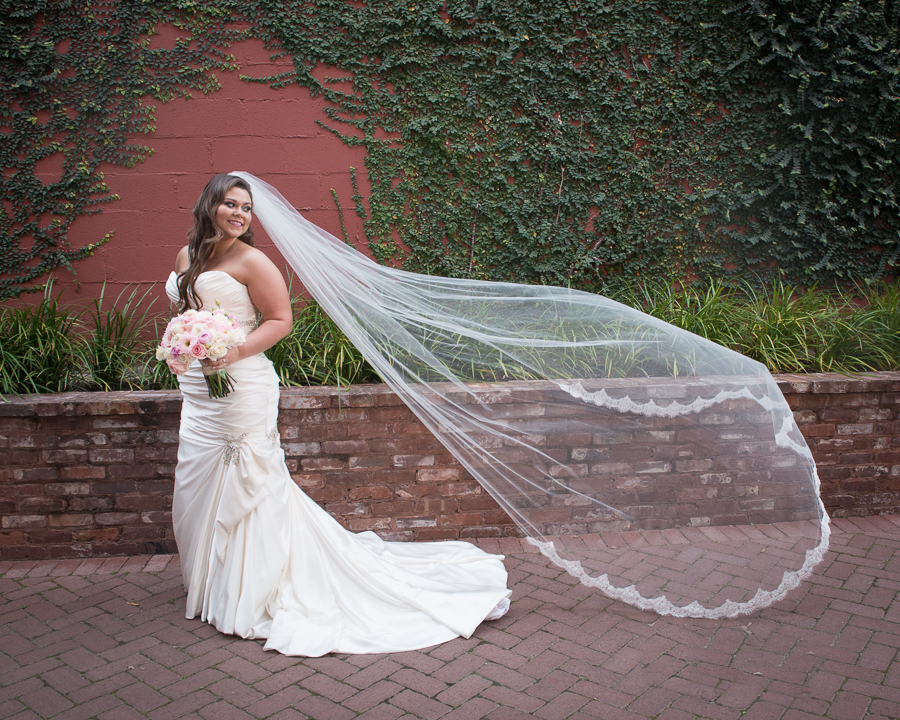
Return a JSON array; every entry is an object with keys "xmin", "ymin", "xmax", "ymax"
[{"xmin": 201, "ymin": 365, "xmax": 237, "ymax": 399}]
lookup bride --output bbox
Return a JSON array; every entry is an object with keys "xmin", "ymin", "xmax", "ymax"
[
  {"xmin": 166, "ymin": 174, "xmax": 511, "ymax": 657},
  {"xmin": 168, "ymin": 170, "xmax": 828, "ymax": 646}
]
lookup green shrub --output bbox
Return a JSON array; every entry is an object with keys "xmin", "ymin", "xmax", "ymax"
[
  {"xmin": 0, "ymin": 284, "xmax": 82, "ymax": 395},
  {"xmin": 624, "ymin": 278, "xmax": 900, "ymax": 374},
  {"xmin": 267, "ymin": 298, "xmax": 380, "ymax": 389},
  {"xmin": 1, "ymin": 280, "xmax": 897, "ymax": 397},
  {"xmin": 79, "ymin": 284, "xmax": 159, "ymax": 391}
]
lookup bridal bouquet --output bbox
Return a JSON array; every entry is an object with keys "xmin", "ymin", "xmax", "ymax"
[{"xmin": 157, "ymin": 306, "xmax": 247, "ymax": 398}]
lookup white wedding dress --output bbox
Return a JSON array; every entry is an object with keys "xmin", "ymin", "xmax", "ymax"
[{"xmin": 165, "ymin": 270, "xmax": 511, "ymax": 657}]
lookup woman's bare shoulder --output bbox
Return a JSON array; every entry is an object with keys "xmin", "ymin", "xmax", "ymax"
[
  {"xmin": 175, "ymin": 245, "xmax": 190, "ymax": 273},
  {"xmin": 237, "ymin": 244, "xmax": 280, "ymax": 275},
  {"xmin": 237, "ymin": 245, "xmax": 290, "ymax": 317}
]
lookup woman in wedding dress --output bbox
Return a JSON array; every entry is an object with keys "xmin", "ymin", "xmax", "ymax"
[
  {"xmin": 165, "ymin": 174, "xmax": 511, "ymax": 657},
  {"xmin": 168, "ymin": 169, "xmax": 828, "ymax": 637}
]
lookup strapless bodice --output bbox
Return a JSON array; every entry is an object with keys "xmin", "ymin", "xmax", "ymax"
[{"xmin": 165, "ymin": 271, "xmax": 259, "ymax": 327}]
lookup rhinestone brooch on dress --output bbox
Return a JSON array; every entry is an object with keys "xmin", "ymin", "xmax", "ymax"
[
  {"xmin": 223, "ymin": 434, "xmax": 247, "ymax": 466},
  {"xmin": 266, "ymin": 427, "xmax": 281, "ymax": 447}
]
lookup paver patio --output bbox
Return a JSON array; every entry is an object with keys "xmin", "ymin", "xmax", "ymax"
[{"xmin": 1, "ymin": 516, "xmax": 898, "ymax": 720}]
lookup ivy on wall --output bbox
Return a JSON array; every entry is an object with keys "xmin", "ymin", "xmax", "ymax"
[
  {"xmin": 1, "ymin": 0, "xmax": 897, "ymax": 298},
  {"xmin": 0, "ymin": 0, "xmax": 242, "ymax": 299},
  {"xmin": 718, "ymin": 0, "xmax": 900, "ymax": 281},
  {"xmin": 247, "ymin": 0, "xmax": 899, "ymax": 288},
  {"xmin": 249, "ymin": 0, "xmax": 751, "ymax": 287}
]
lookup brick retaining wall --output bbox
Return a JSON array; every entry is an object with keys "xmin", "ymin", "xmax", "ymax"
[{"xmin": 1, "ymin": 372, "xmax": 898, "ymax": 559}]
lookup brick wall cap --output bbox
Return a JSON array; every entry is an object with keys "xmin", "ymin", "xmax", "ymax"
[
  {"xmin": 4, "ymin": 372, "xmax": 900, "ymax": 414},
  {"xmin": 775, "ymin": 372, "xmax": 900, "ymax": 395}
]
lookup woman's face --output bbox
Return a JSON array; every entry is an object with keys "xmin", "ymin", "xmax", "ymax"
[{"xmin": 214, "ymin": 187, "xmax": 252, "ymax": 241}]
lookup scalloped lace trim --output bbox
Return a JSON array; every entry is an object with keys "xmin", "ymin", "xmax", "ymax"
[
  {"xmin": 528, "ymin": 511, "xmax": 830, "ymax": 619},
  {"xmin": 557, "ymin": 380, "xmax": 815, "ymax": 464},
  {"xmin": 548, "ymin": 380, "xmax": 830, "ymax": 617},
  {"xmin": 557, "ymin": 380, "xmax": 778, "ymax": 416}
]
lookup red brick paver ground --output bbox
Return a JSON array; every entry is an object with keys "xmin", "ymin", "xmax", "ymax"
[{"xmin": 1, "ymin": 517, "xmax": 898, "ymax": 720}]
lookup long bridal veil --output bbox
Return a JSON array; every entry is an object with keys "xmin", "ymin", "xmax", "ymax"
[{"xmin": 233, "ymin": 171, "xmax": 829, "ymax": 619}]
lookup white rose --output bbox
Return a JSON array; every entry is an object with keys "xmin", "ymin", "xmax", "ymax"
[{"xmin": 208, "ymin": 340, "xmax": 228, "ymax": 359}]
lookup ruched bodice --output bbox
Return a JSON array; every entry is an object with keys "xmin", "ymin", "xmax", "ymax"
[
  {"xmin": 164, "ymin": 271, "xmax": 265, "ymax": 377},
  {"xmin": 165, "ymin": 270, "xmax": 259, "ymax": 328}
]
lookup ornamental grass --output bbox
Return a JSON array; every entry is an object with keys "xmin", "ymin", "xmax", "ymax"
[{"xmin": 0, "ymin": 279, "xmax": 897, "ymax": 397}]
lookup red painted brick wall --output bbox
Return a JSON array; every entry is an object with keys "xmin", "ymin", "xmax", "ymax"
[
  {"xmin": 1, "ymin": 372, "xmax": 898, "ymax": 560},
  {"xmin": 45, "ymin": 36, "xmax": 370, "ymax": 307}
]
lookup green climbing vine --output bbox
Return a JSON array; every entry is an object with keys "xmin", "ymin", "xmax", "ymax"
[
  {"xmin": 716, "ymin": 0, "xmax": 900, "ymax": 281},
  {"xmin": 246, "ymin": 0, "xmax": 899, "ymax": 288},
  {"xmin": 2, "ymin": 0, "xmax": 897, "ymax": 299},
  {"xmin": 0, "ymin": 0, "xmax": 244, "ymax": 299},
  {"xmin": 247, "ymin": 0, "xmax": 743, "ymax": 286}
]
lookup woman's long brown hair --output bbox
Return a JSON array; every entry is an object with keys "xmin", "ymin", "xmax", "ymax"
[{"xmin": 176, "ymin": 174, "xmax": 255, "ymax": 312}]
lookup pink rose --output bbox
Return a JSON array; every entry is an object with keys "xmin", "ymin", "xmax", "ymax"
[
  {"xmin": 167, "ymin": 358, "xmax": 189, "ymax": 376},
  {"xmin": 189, "ymin": 342, "xmax": 207, "ymax": 359},
  {"xmin": 196, "ymin": 330, "xmax": 212, "ymax": 344}
]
